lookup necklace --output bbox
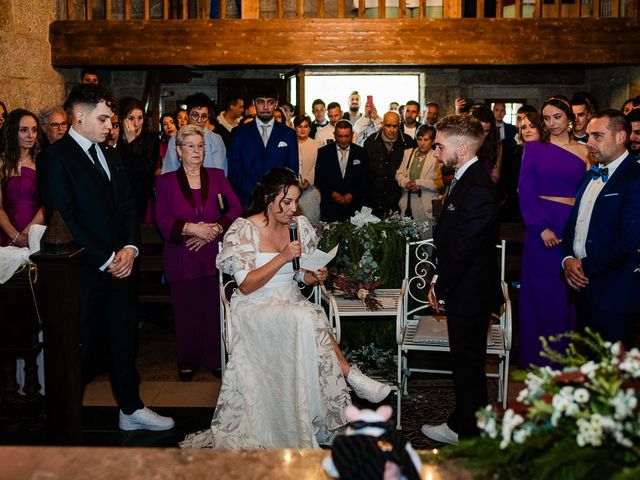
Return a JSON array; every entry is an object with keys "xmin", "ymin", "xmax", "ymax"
[{"xmin": 184, "ymin": 167, "xmax": 200, "ymax": 176}]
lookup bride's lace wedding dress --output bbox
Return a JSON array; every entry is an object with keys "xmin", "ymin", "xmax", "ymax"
[{"xmin": 181, "ymin": 216, "xmax": 351, "ymax": 448}]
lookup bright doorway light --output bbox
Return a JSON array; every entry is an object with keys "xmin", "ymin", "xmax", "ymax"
[{"xmin": 304, "ymin": 74, "xmax": 420, "ymax": 116}]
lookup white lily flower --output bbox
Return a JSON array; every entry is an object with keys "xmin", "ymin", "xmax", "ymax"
[{"xmin": 349, "ymin": 207, "xmax": 381, "ymax": 229}]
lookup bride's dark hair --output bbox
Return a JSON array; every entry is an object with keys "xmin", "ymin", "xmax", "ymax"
[{"xmin": 243, "ymin": 167, "xmax": 300, "ymax": 223}]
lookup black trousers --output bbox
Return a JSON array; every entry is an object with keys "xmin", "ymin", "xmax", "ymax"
[
  {"xmin": 445, "ymin": 311, "xmax": 491, "ymax": 438},
  {"xmin": 80, "ymin": 266, "xmax": 143, "ymax": 414},
  {"xmin": 576, "ymin": 293, "xmax": 635, "ymax": 348}
]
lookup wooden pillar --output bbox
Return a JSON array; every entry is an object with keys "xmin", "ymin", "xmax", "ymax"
[
  {"xmin": 242, "ymin": 0, "xmax": 260, "ymax": 18},
  {"xmin": 30, "ymin": 247, "xmax": 85, "ymax": 445}
]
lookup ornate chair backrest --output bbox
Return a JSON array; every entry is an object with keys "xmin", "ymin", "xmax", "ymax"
[{"xmin": 403, "ymin": 238, "xmax": 437, "ymax": 322}]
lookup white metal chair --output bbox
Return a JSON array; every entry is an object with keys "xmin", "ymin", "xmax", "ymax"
[
  {"xmin": 219, "ymin": 266, "xmax": 236, "ymax": 376},
  {"xmin": 395, "ymin": 239, "xmax": 512, "ymax": 428}
]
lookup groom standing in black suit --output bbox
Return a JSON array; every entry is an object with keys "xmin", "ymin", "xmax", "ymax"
[
  {"xmin": 424, "ymin": 114, "xmax": 500, "ymax": 444},
  {"xmin": 38, "ymin": 85, "xmax": 174, "ymax": 431}
]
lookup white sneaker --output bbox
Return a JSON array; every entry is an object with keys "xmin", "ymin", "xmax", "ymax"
[
  {"xmin": 421, "ymin": 423, "xmax": 458, "ymax": 445},
  {"xmin": 119, "ymin": 407, "xmax": 175, "ymax": 431},
  {"xmin": 346, "ymin": 365, "xmax": 392, "ymax": 403}
]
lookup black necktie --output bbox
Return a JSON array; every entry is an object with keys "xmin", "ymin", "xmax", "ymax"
[{"xmin": 88, "ymin": 143, "xmax": 109, "ymax": 181}]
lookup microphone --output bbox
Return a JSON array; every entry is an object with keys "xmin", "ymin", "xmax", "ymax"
[{"xmin": 288, "ymin": 219, "xmax": 300, "ymax": 271}]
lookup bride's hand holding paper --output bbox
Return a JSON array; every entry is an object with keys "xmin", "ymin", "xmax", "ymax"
[{"xmin": 300, "ymin": 244, "xmax": 338, "ymax": 272}]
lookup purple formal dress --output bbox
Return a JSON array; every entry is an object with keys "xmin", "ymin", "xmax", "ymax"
[
  {"xmin": 155, "ymin": 167, "xmax": 242, "ymax": 372},
  {"xmin": 0, "ymin": 167, "xmax": 41, "ymax": 246},
  {"xmin": 518, "ymin": 142, "xmax": 586, "ymax": 368}
]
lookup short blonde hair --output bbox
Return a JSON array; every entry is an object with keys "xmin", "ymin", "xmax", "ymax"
[{"xmin": 176, "ymin": 124, "xmax": 204, "ymax": 146}]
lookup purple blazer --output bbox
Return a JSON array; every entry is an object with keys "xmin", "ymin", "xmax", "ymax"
[{"xmin": 155, "ymin": 167, "xmax": 242, "ymax": 283}]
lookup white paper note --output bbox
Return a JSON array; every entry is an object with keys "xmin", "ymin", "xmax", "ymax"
[{"xmin": 300, "ymin": 245, "xmax": 339, "ymax": 271}]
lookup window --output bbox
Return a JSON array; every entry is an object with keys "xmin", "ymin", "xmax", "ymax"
[
  {"xmin": 490, "ymin": 100, "xmax": 526, "ymax": 125},
  {"xmin": 304, "ymin": 74, "xmax": 421, "ymax": 117}
]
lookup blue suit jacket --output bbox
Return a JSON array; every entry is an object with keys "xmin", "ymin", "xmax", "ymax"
[
  {"xmin": 563, "ymin": 154, "xmax": 640, "ymax": 338},
  {"xmin": 228, "ymin": 120, "xmax": 298, "ymax": 206}
]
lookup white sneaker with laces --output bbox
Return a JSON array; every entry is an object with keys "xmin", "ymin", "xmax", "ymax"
[
  {"xmin": 346, "ymin": 365, "xmax": 392, "ymax": 403},
  {"xmin": 119, "ymin": 407, "xmax": 175, "ymax": 431},
  {"xmin": 421, "ymin": 422, "xmax": 458, "ymax": 445}
]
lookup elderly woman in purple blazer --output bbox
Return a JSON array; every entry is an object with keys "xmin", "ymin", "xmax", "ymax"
[{"xmin": 155, "ymin": 124, "xmax": 241, "ymax": 381}]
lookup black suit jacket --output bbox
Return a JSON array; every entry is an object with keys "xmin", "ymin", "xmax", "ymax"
[
  {"xmin": 37, "ymin": 133, "xmax": 139, "ymax": 269},
  {"xmin": 314, "ymin": 142, "xmax": 369, "ymax": 222},
  {"xmin": 433, "ymin": 160, "xmax": 500, "ymax": 316},
  {"xmin": 501, "ymin": 122, "xmax": 518, "ymax": 149}
]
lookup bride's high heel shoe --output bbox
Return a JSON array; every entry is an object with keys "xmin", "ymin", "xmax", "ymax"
[{"xmin": 346, "ymin": 365, "xmax": 392, "ymax": 403}]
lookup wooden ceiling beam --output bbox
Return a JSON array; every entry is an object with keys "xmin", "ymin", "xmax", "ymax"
[{"xmin": 50, "ymin": 18, "xmax": 640, "ymax": 67}]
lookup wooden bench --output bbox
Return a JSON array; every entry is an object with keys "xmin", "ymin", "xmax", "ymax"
[{"xmin": 137, "ymin": 223, "xmax": 170, "ymax": 303}]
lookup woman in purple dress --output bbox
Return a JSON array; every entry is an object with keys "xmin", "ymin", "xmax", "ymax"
[
  {"xmin": 518, "ymin": 96, "xmax": 589, "ymax": 367},
  {"xmin": 155, "ymin": 125, "xmax": 242, "ymax": 380},
  {"xmin": 0, "ymin": 109, "xmax": 43, "ymax": 247}
]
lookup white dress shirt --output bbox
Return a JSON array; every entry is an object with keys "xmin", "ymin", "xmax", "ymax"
[
  {"xmin": 255, "ymin": 117, "xmax": 275, "ymax": 145},
  {"xmin": 315, "ymin": 123, "xmax": 336, "ymax": 146},
  {"xmin": 69, "ymin": 126, "xmax": 111, "ymax": 180},
  {"xmin": 572, "ymin": 152, "xmax": 626, "ymax": 259}
]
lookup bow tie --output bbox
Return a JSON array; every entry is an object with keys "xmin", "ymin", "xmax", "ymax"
[{"xmin": 589, "ymin": 166, "xmax": 608, "ymax": 183}]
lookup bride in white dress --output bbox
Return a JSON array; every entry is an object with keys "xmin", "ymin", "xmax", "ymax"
[{"xmin": 181, "ymin": 168, "xmax": 391, "ymax": 449}]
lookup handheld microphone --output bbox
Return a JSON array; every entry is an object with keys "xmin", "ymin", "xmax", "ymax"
[{"xmin": 288, "ymin": 219, "xmax": 300, "ymax": 271}]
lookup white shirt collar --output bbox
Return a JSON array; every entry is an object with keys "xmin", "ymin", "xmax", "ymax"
[
  {"xmin": 599, "ymin": 151, "xmax": 627, "ymax": 178},
  {"xmin": 454, "ymin": 156, "xmax": 479, "ymax": 180},
  {"xmin": 255, "ymin": 117, "xmax": 275, "ymax": 129},
  {"xmin": 68, "ymin": 125, "xmax": 94, "ymax": 152}
]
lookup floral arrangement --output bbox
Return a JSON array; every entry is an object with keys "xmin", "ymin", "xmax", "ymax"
[
  {"xmin": 446, "ymin": 329, "xmax": 640, "ymax": 480},
  {"xmin": 316, "ymin": 207, "xmax": 428, "ymax": 310}
]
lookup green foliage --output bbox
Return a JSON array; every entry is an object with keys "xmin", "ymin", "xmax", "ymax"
[
  {"xmin": 344, "ymin": 342, "xmax": 397, "ymax": 384},
  {"xmin": 317, "ymin": 213, "xmax": 428, "ymax": 289}
]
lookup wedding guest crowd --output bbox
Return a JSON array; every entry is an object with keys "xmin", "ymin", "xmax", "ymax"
[{"xmin": 2, "ymin": 80, "xmax": 640, "ymax": 445}]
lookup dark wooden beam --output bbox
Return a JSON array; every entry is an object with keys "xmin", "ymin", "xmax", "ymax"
[{"xmin": 50, "ymin": 18, "xmax": 640, "ymax": 67}]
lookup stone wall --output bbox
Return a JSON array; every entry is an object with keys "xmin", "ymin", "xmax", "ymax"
[{"xmin": 0, "ymin": 1, "xmax": 65, "ymax": 113}]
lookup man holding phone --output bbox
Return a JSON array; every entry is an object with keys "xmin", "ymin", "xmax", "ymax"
[{"xmin": 353, "ymin": 95, "xmax": 382, "ymax": 146}]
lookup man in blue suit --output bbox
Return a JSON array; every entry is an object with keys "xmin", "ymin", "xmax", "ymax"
[
  {"xmin": 563, "ymin": 110, "xmax": 640, "ymax": 346},
  {"xmin": 228, "ymin": 85, "xmax": 298, "ymax": 206},
  {"xmin": 314, "ymin": 120, "xmax": 369, "ymax": 222}
]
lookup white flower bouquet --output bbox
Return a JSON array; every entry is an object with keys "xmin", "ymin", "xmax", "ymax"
[{"xmin": 446, "ymin": 329, "xmax": 640, "ymax": 479}]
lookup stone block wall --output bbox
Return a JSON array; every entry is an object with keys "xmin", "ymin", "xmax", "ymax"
[{"xmin": 0, "ymin": 1, "xmax": 65, "ymax": 114}]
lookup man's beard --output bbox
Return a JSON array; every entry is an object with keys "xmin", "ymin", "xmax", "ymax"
[
  {"xmin": 629, "ymin": 141, "xmax": 640, "ymax": 153},
  {"xmin": 349, "ymin": 106, "xmax": 359, "ymax": 113},
  {"xmin": 443, "ymin": 152, "xmax": 459, "ymax": 169},
  {"xmin": 257, "ymin": 111, "xmax": 273, "ymax": 122}
]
